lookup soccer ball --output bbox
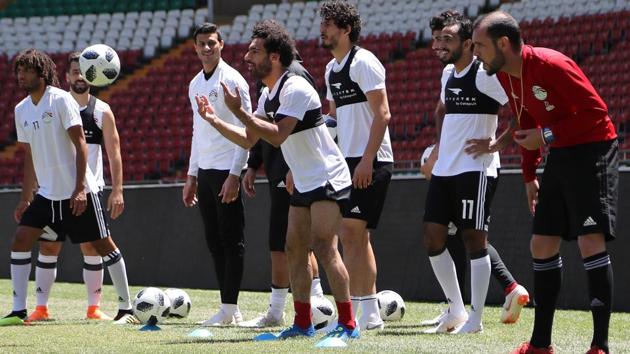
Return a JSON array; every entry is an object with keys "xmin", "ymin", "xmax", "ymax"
[
  {"xmin": 132, "ymin": 287, "xmax": 171, "ymax": 324},
  {"xmin": 311, "ymin": 295, "xmax": 336, "ymax": 330},
  {"xmin": 377, "ymin": 290, "xmax": 406, "ymax": 321},
  {"xmin": 79, "ymin": 44, "xmax": 121, "ymax": 87},
  {"xmin": 421, "ymin": 144, "xmax": 435, "ymax": 166},
  {"xmin": 323, "ymin": 115, "xmax": 337, "ymax": 140},
  {"xmin": 164, "ymin": 288, "xmax": 192, "ymax": 318}
]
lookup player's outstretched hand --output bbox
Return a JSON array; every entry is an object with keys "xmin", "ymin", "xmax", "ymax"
[
  {"xmin": 514, "ymin": 128, "xmax": 544, "ymax": 150},
  {"xmin": 220, "ymin": 81, "xmax": 242, "ymax": 112},
  {"xmin": 242, "ymin": 168, "xmax": 256, "ymax": 198},
  {"xmin": 353, "ymin": 158, "xmax": 373, "ymax": 189},
  {"xmin": 107, "ymin": 190, "xmax": 125, "ymax": 219},
  {"xmin": 465, "ymin": 138, "xmax": 496, "ymax": 158},
  {"xmin": 195, "ymin": 95, "xmax": 217, "ymax": 124},
  {"xmin": 14, "ymin": 200, "xmax": 30, "ymax": 223},
  {"xmin": 70, "ymin": 189, "xmax": 87, "ymax": 216}
]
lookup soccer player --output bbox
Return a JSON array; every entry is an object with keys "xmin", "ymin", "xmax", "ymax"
[
  {"xmin": 419, "ymin": 10, "xmax": 529, "ymax": 330},
  {"xmin": 183, "ymin": 23, "xmax": 250, "ymax": 326},
  {"xmin": 239, "ymin": 55, "xmax": 326, "ymax": 328},
  {"xmin": 319, "ymin": 0, "xmax": 393, "ymax": 330},
  {"xmin": 0, "ymin": 49, "xmax": 133, "ymax": 326},
  {"xmin": 26, "ymin": 52, "xmax": 135, "ymax": 324},
  {"xmin": 419, "ymin": 10, "xmax": 525, "ymax": 334},
  {"xmin": 473, "ymin": 11, "xmax": 617, "ymax": 354},
  {"xmin": 195, "ymin": 19, "xmax": 358, "ymax": 340}
]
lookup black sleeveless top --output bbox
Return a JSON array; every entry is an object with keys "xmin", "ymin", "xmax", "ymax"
[
  {"xmin": 81, "ymin": 95, "xmax": 102, "ymax": 145},
  {"xmin": 444, "ymin": 60, "xmax": 501, "ymax": 115},
  {"xmin": 327, "ymin": 46, "xmax": 368, "ymax": 109}
]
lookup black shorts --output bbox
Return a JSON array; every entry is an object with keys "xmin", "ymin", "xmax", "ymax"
[
  {"xmin": 290, "ymin": 182, "xmax": 351, "ymax": 209},
  {"xmin": 424, "ymin": 171, "xmax": 497, "ymax": 232},
  {"xmin": 341, "ymin": 158, "xmax": 393, "ymax": 229},
  {"xmin": 533, "ymin": 139, "xmax": 618, "ymax": 241},
  {"xmin": 21, "ymin": 192, "xmax": 110, "ymax": 244},
  {"xmin": 268, "ymin": 179, "xmax": 290, "ymax": 252}
]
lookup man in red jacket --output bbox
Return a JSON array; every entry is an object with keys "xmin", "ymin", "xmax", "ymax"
[{"xmin": 473, "ymin": 11, "xmax": 618, "ymax": 354}]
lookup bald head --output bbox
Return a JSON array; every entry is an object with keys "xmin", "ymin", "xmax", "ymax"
[{"xmin": 473, "ymin": 10, "xmax": 522, "ymax": 52}]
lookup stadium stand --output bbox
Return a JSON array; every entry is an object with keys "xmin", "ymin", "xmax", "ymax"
[{"xmin": 0, "ymin": 0, "xmax": 629, "ymax": 185}]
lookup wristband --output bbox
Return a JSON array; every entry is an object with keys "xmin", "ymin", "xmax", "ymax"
[{"xmin": 541, "ymin": 127, "xmax": 554, "ymax": 145}]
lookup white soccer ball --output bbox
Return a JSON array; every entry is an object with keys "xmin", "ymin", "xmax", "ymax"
[
  {"xmin": 79, "ymin": 44, "xmax": 121, "ymax": 87},
  {"xmin": 421, "ymin": 144, "xmax": 435, "ymax": 166},
  {"xmin": 164, "ymin": 288, "xmax": 192, "ymax": 319},
  {"xmin": 132, "ymin": 287, "xmax": 171, "ymax": 324},
  {"xmin": 311, "ymin": 295, "xmax": 336, "ymax": 330},
  {"xmin": 377, "ymin": 290, "xmax": 406, "ymax": 321},
  {"xmin": 323, "ymin": 115, "xmax": 337, "ymax": 140}
]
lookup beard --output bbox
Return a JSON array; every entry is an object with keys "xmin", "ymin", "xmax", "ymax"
[
  {"xmin": 441, "ymin": 46, "xmax": 463, "ymax": 65},
  {"xmin": 20, "ymin": 78, "xmax": 41, "ymax": 93},
  {"xmin": 484, "ymin": 45, "xmax": 506, "ymax": 76},
  {"xmin": 320, "ymin": 36, "xmax": 336, "ymax": 50},
  {"xmin": 71, "ymin": 80, "xmax": 89, "ymax": 94},
  {"xmin": 249, "ymin": 58, "xmax": 272, "ymax": 80}
]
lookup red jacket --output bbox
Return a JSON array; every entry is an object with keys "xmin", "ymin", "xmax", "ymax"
[{"xmin": 497, "ymin": 45, "xmax": 617, "ymax": 182}]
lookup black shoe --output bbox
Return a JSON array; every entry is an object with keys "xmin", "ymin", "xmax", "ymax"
[
  {"xmin": 4, "ymin": 310, "xmax": 27, "ymax": 320},
  {"xmin": 0, "ymin": 310, "xmax": 27, "ymax": 326}
]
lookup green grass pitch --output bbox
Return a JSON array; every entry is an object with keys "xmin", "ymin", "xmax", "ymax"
[{"xmin": 0, "ymin": 279, "xmax": 628, "ymax": 353}]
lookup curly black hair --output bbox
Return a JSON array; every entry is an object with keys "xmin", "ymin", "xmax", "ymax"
[
  {"xmin": 251, "ymin": 20, "xmax": 295, "ymax": 67},
  {"xmin": 13, "ymin": 48, "xmax": 60, "ymax": 87},
  {"xmin": 319, "ymin": 0, "xmax": 362, "ymax": 43},
  {"xmin": 430, "ymin": 10, "xmax": 472, "ymax": 41}
]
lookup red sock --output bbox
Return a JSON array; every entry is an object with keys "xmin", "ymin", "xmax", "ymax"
[
  {"xmin": 293, "ymin": 301, "xmax": 312, "ymax": 329},
  {"xmin": 335, "ymin": 301, "xmax": 356, "ymax": 330},
  {"xmin": 504, "ymin": 282, "xmax": 518, "ymax": 296}
]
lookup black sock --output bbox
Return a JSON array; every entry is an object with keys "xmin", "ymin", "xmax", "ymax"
[
  {"xmin": 530, "ymin": 254, "xmax": 563, "ymax": 349},
  {"xmin": 584, "ymin": 252, "xmax": 613, "ymax": 353},
  {"xmin": 446, "ymin": 231, "xmax": 467, "ymax": 301},
  {"xmin": 488, "ymin": 243, "xmax": 516, "ymax": 290}
]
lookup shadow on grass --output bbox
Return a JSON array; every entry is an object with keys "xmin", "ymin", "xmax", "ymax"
[
  {"xmin": 376, "ymin": 330, "xmax": 446, "ymax": 337},
  {"xmin": 381, "ymin": 323, "xmax": 430, "ymax": 329},
  {"xmin": 162, "ymin": 338, "xmax": 253, "ymax": 345}
]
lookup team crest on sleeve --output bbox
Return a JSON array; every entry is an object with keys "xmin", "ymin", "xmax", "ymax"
[
  {"xmin": 41, "ymin": 111, "xmax": 54, "ymax": 123},
  {"xmin": 532, "ymin": 85, "xmax": 547, "ymax": 100},
  {"xmin": 209, "ymin": 89, "xmax": 219, "ymax": 103}
]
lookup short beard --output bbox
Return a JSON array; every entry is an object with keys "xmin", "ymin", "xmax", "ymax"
[
  {"xmin": 485, "ymin": 43, "xmax": 506, "ymax": 76},
  {"xmin": 251, "ymin": 58, "xmax": 272, "ymax": 80},
  {"xmin": 320, "ymin": 37, "xmax": 336, "ymax": 50},
  {"xmin": 443, "ymin": 46, "xmax": 463, "ymax": 65},
  {"xmin": 71, "ymin": 81, "xmax": 89, "ymax": 94},
  {"xmin": 23, "ymin": 79, "xmax": 42, "ymax": 93}
]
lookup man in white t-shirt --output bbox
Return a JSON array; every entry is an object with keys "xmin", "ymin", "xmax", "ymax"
[
  {"xmin": 420, "ymin": 12, "xmax": 527, "ymax": 334},
  {"xmin": 195, "ymin": 20, "xmax": 359, "ymax": 341},
  {"xmin": 26, "ymin": 52, "xmax": 136, "ymax": 324},
  {"xmin": 183, "ymin": 23, "xmax": 251, "ymax": 326},
  {"xmin": 319, "ymin": 0, "xmax": 394, "ymax": 330},
  {"xmin": 1, "ymin": 49, "xmax": 132, "ymax": 326}
]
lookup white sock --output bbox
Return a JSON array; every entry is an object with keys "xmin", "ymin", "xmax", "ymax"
[
  {"xmin": 35, "ymin": 254, "xmax": 57, "ymax": 307},
  {"xmin": 103, "ymin": 249, "xmax": 131, "ymax": 310},
  {"xmin": 469, "ymin": 254, "xmax": 491, "ymax": 325},
  {"xmin": 11, "ymin": 252, "xmax": 32, "ymax": 312},
  {"xmin": 351, "ymin": 296, "xmax": 361, "ymax": 319},
  {"xmin": 221, "ymin": 303, "xmax": 237, "ymax": 317},
  {"xmin": 360, "ymin": 294, "xmax": 382, "ymax": 324},
  {"xmin": 310, "ymin": 278, "xmax": 323, "ymax": 297},
  {"xmin": 83, "ymin": 256, "xmax": 104, "ymax": 307},
  {"xmin": 429, "ymin": 249, "xmax": 466, "ymax": 316},
  {"xmin": 269, "ymin": 286, "xmax": 289, "ymax": 319}
]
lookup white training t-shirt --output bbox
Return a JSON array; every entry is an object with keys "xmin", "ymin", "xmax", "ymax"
[
  {"xmin": 15, "ymin": 86, "xmax": 99, "ymax": 200},
  {"xmin": 325, "ymin": 48, "xmax": 394, "ymax": 162},
  {"xmin": 256, "ymin": 74, "xmax": 351, "ymax": 193},
  {"xmin": 188, "ymin": 59, "xmax": 251, "ymax": 177},
  {"xmin": 433, "ymin": 60, "xmax": 509, "ymax": 177},
  {"xmin": 82, "ymin": 98, "xmax": 109, "ymax": 188}
]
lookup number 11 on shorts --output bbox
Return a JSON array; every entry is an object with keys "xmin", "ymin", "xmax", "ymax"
[{"xmin": 462, "ymin": 199, "xmax": 474, "ymax": 220}]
